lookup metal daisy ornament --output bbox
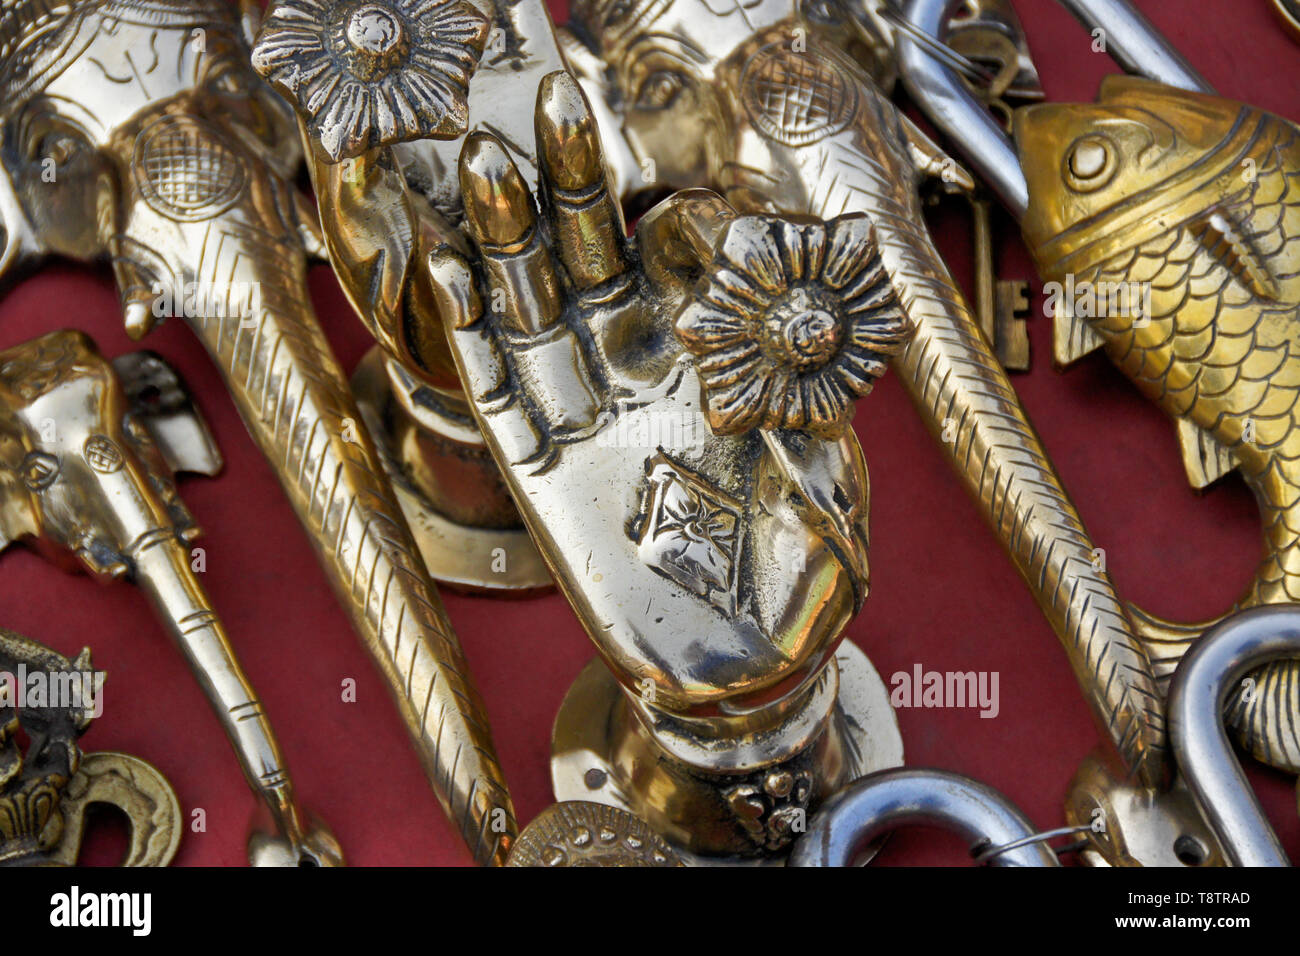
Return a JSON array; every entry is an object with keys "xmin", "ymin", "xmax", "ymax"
[
  {"xmin": 675, "ymin": 215, "xmax": 912, "ymax": 440},
  {"xmin": 252, "ymin": 0, "xmax": 491, "ymax": 162}
]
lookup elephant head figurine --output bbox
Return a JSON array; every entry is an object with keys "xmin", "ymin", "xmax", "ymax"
[
  {"xmin": 0, "ymin": 0, "xmax": 515, "ymax": 864},
  {"xmin": 0, "ymin": 328, "xmax": 342, "ymax": 865}
]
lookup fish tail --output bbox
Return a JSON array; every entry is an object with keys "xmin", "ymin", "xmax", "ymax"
[{"xmin": 1129, "ymin": 489, "xmax": 1300, "ymax": 773}]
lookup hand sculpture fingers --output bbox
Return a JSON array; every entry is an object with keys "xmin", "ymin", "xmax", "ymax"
[
  {"xmin": 316, "ymin": 146, "xmax": 463, "ymax": 385},
  {"xmin": 534, "ymin": 71, "xmax": 630, "ymax": 290},
  {"xmin": 459, "ymin": 132, "xmax": 564, "ymax": 336},
  {"xmin": 458, "ymin": 130, "xmax": 602, "ymax": 444},
  {"xmin": 436, "ymin": 71, "xmax": 897, "ymax": 719},
  {"xmin": 634, "ymin": 188, "xmax": 737, "ymax": 294},
  {"xmin": 426, "ymin": 247, "xmax": 545, "ymax": 466}
]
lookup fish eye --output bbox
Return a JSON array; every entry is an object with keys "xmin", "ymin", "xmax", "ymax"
[{"xmin": 1064, "ymin": 135, "xmax": 1117, "ymax": 192}]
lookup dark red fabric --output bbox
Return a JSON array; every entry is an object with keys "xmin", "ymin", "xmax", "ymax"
[{"xmin": 1, "ymin": 0, "xmax": 1297, "ymax": 866}]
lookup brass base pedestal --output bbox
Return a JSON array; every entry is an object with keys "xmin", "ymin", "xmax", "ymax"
[
  {"xmin": 351, "ymin": 349, "xmax": 553, "ymax": 596},
  {"xmin": 551, "ymin": 641, "xmax": 904, "ymax": 865}
]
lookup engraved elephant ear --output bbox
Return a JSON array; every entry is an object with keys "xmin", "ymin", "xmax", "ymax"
[
  {"xmin": 251, "ymin": 0, "xmax": 491, "ymax": 163},
  {"xmin": 674, "ymin": 214, "xmax": 911, "ymax": 440}
]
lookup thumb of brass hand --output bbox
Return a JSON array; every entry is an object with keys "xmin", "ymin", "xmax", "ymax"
[{"xmin": 431, "ymin": 71, "xmax": 909, "ymax": 716}]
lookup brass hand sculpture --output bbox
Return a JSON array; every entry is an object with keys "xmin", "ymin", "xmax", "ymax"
[
  {"xmin": 0, "ymin": 0, "xmax": 514, "ymax": 864},
  {"xmin": 253, "ymin": 1, "xmax": 911, "ymax": 855},
  {"xmin": 560, "ymin": 0, "xmax": 1168, "ymax": 789},
  {"xmin": 279, "ymin": 75, "xmax": 908, "ymax": 858},
  {"xmin": 447, "ymin": 76, "xmax": 913, "ymax": 856},
  {"xmin": 0, "ymin": 329, "xmax": 338, "ymax": 866}
]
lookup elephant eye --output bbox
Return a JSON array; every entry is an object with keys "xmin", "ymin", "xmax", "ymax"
[
  {"xmin": 33, "ymin": 132, "xmax": 85, "ymax": 168},
  {"xmin": 634, "ymin": 70, "xmax": 684, "ymax": 111},
  {"xmin": 605, "ymin": 0, "xmax": 636, "ymax": 26},
  {"xmin": 205, "ymin": 62, "xmax": 247, "ymax": 95}
]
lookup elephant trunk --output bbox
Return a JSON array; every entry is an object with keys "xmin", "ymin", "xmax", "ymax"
[
  {"xmin": 107, "ymin": 109, "xmax": 516, "ymax": 863},
  {"xmin": 186, "ymin": 275, "xmax": 518, "ymax": 865},
  {"xmin": 874, "ymin": 196, "xmax": 1168, "ymax": 787},
  {"xmin": 129, "ymin": 526, "xmax": 341, "ymax": 864},
  {"xmin": 709, "ymin": 30, "xmax": 1168, "ymax": 787}
]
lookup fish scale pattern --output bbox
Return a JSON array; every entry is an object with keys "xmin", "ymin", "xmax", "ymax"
[{"xmin": 1067, "ymin": 113, "xmax": 1300, "ymax": 772}]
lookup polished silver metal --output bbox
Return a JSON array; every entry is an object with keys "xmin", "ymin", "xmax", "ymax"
[
  {"xmin": 1168, "ymin": 607, "xmax": 1299, "ymax": 867},
  {"xmin": 788, "ymin": 768, "xmax": 1060, "ymax": 866},
  {"xmin": 897, "ymin": 0, "xmax": 1028, "ymax": 216},
  {"xmin": 896, "ymin": 0, "xmax": 1215, "ymax": 218},
  {"xmin": 1055, "ymin": 0, "xmax": 1212, "ymax": 92}
]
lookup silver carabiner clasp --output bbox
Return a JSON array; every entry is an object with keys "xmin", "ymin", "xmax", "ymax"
[
  {"xmin": 788, "ymin": 768, "xmax": 1061, "ymax": 866},
  {"xmin": 1169, "ymin": 606, "xmax": 1299, "ymax": 867}
]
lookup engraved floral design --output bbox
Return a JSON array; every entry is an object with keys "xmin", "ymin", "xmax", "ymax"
[
  {"xmin": 655, "ymin": 478, "xmax": 735, "ymax": 592},
  {"xmin": 634, "ymin": 455, "xmax": 741, "ymax": 616},
  {"xmin": 675, "ymin": 215, "xmax": 910, "ymax": 440},
  {"xmin": 251, "ymin": 0, "xmax": 490, "ymax": 162}
]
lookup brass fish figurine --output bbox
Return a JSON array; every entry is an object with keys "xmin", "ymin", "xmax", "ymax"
[{"xmin": 1016, "ymin": 75, "xmax": 1300, "ymax": 773}]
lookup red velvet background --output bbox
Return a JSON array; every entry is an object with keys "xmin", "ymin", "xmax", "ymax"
[{"xmin": 2, "ymin": 0, "xmax": 1298, "ymax": 866}]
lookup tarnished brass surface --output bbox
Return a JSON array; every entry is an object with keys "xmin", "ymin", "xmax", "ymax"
[
  {"xmin": 0, "ymin": 330, "xmax": 339, "ymax": 866},
  {"xmin": 565, "ymin": 1, "xmax": 1167, "ymax": 788},
  {"xmin": 0, "ymin": 0, "xmax": 515, "ymax": 864},
  {"xmin": 994, "ymin": 278, "xmax": 1031, "ymax": 370},
  {"xmin": 551, "ymin": 641, "xmax": 903, "ymax": 860},
  {"xmin": 0, "ymin": 627, "xmax": 181, "ymax": 866},
  {"xmin": 969, "ymin": 194, "xmax": 1030, "ymax": 370},
  {"xmin": 47, "ymin": 752, "xmax": 184, "ymax": 868},
  {"xmin": 1016, "ymin": 78, "xmax": 1300, "ymax": 774},
  {"xmin": 506, "ymin": 802, "xmax": 685, "ymax": 866}
]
